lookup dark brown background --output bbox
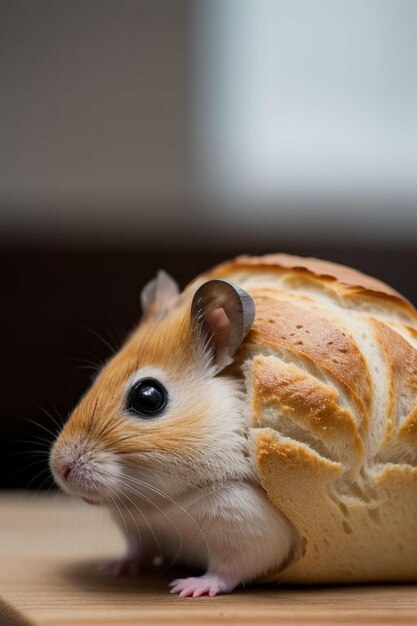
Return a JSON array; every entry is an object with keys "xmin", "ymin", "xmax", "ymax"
[{"xmin": 2, "ymin": 241, "xmax": 416, "ymax": 489}]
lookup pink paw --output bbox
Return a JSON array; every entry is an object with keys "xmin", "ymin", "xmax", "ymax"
[
  {"xmin": 99, "ymin": 556, "xmax": 142, "ymax": 576},
  {"xmin": 169, "ymin": 573, "xmax": 237, "ymax": 597}
]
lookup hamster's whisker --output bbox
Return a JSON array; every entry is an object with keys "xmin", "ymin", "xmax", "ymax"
[
  {"xmin": 128, "ymin": 468, "xmax": 221, "ymax": 507},
  {"xmin": 126, "ymin": 470, "xmax": 213, "ymax": 528},
  {"xmin": 120, "ymin": 460, "xmax": 203, "ymax": 495},
  {"xmin": 24, "ymin": 416, "xmax": 58, "ymax": 440},
  {"xmin": 36, "ymin": 473, "xmax": 55, "ymax": 492},
  {"xmin": 101, "ymin": 481, "xmax": 144, "ymax": 557},
  {"xmin": 117, "ymin": 478, "xmax": 183, "ymax": 571},
  {"xmin": 110, "ymin": 436, "xmax": 141, "ymax": 445},
  {"xmin": 74, "ymin": 365, "xmax": 100, "ymax": 376},
  {"xmin": 92, "ymin": 411, "xmax": 120, "ymax": 440},
  {"xmin": 103, "ymin": 485, "xmax": 129, "ymax": 536},
  {"xmin": 26, "ymin": 475, "xmax": 57, "ymax": 510},
  {"xmin": 121, "ymin": 474, "xmax": 209, "ymax": 564},
  {"xmin": 28, "ymin": 435, "xmax": 53, "ymax": 446},
  {"xmin": 110, "ymin": 455, "xmax": 196, "ymax": 490},
  {"xmin": 46, "ymin": 396, "xmax": 67, "ymax": 428},
  {"xmin": 34, "ymin": 402, "xmax": 64, "ymax": 432},
  {"xmin": 115, "ymin": 459, "xmax": 186, "ymax": 481},
  {"xmin": 112, "ymin": 479, "xmax": 165, "ymax": 560},
  {"xmin": 96, "ymin": 315, "xmax": 123, "ymax": 352},
  {"xmin": 12, "ymin": 437, "xmax": 52, "ymax": 448},
  {"xmin": 24, "ymin": 465, "xmax": 52, "ymax": 490},
  {"xmin": 25, "ymin": 474, "xmax": 57, "ymax": 514},
  {"xmin": 71, "ymin": 358, "xmax": 100, "ymax": 369},
  {"xmin": 8, "ymin": 457, "xmax": 49, "ymax": 480},
  {"xmin": 86, "ymin": 398, "xmax": 99, "ymax": 435},
  {"xmin": 116, "ymin": 476, "xmax": 181, "ymax": 568},
  {"xmin": 92, "ymin": 409, "xmax": 130, "ymax": 441},
  {"xmin": 8, "ymin": 449, "xmax": 50, "ymax": 457},
  {"xmin": 114, "ymin": 492, "xmax": 144, "ymax": 558},
  {"xmin": 72, "ymin": 346, "xmax": 104, "ymax": 366},
  {"xmin": 103, "ymin": 416, "xmax": 129, "ymax": 439},
  {"xmin": 76, "ymin": 321, "xmax": 118, "ymax": 355},
  {"xmin": 96, "ymin": 416, "xmax": 127, "ymax": 442}
]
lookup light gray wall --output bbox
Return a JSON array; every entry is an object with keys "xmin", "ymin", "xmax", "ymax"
[{"xmin": 194, "ymin": 0, "xmax": 417, "ymax": 242}]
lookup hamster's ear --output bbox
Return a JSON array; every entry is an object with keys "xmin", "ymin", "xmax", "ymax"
[
  {"xmin": 191, "ymin": 279, "xmax": 255, "ymax": 373},
  {"xmin": 141, "ymin": 270, "xmax": 180, "ymax": 319}
]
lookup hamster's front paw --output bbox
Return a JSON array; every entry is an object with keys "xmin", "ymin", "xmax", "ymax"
[
  {"xmin": 169, "ymin": 572, "xmax": 239, "ymax": 597},
  {"xmin": 98, "ymin": 556, "xmax": 143, "ymax": 576}
]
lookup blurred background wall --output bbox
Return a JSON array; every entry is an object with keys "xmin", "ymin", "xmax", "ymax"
[
  {"xmin": 194, "ymin": 0, "xmax": 417, "ymax": 242},
  {"xmin": 1, "ymin": 0, "xmax": 416, "ymax": 488}
]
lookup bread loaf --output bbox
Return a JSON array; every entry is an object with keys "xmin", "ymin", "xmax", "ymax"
[{"xmin": 202, "ymin": 253, "xmax": 417, "ymax": 583}]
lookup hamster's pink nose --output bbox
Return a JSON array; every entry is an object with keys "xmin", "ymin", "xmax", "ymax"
[{"xmin": 53, "ymin": 461, "xmax": 72, "ymax": 482}]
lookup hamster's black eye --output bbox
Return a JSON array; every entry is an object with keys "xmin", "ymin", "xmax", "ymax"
[{"xmin": 126, "ymin": 378, "xmax": 168, "ymax": 418}]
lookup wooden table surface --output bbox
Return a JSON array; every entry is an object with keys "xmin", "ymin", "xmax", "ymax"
[{"xmin": 1, "ymin": 492, "xmax": 417, "ymax": 626}]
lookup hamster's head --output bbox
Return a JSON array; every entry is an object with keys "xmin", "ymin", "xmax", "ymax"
[{"xmin": 50, "ymin": 271, "xmax": 256, "ymax": 506}]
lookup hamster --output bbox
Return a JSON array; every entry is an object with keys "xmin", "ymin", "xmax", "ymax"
[{"xmin": 50, "ymin": 270, "xmax": 301, "ymax": 597}]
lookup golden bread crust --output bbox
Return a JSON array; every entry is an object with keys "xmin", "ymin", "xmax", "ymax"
[
  {"xmin": 248, "ymin": 294, "xmax": 371, "ymax": 425},
  {"xmin": 201, "ymin": 252, "xmax": 417, "ymax": 582},
  {"xmin": 238, "ymin": 253, "xmax": 402, "ymax": 297},
  {"xmin": 206, "ymin": 253, "xmax": 416, "ymax": 320},
  {"xmin": 209, "ymin": 252, "xmax": 399, "ymax": 297},
  {"xmin": 251, "ymin": 356, "xmax": 364, "ymax": 475}
]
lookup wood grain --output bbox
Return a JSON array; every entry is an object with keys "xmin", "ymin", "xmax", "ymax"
[{"xmin": 0, "ymin": 492, "xmax": 416, "ymax": 626}]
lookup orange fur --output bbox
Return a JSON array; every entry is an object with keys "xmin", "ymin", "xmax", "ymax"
[{"xmin": 59, "ymin": 298, "xmax": 213, "ymax": 459}]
